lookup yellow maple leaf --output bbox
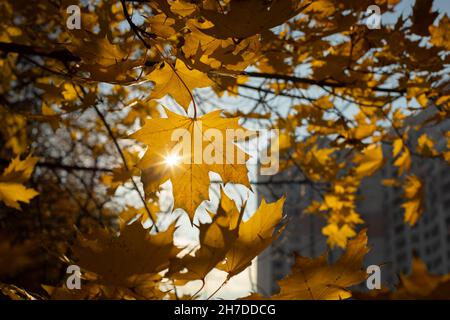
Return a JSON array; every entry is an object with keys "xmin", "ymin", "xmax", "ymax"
[
  {"xmin": 0, "ymin": 154, "xmax": 39, "ymax": 210},
  {"xmin": 65, "ymin": 32, "xmax": 127, "ymax": 67},
  {"xmin": 148, "ymin": 60, "xmax": 213, "ymax": 110},
  {"xmin": 73, "ymin": 220, "xmax": 180, "ymax": 287},
  {"xmin": 272, "ymin": 229, "xmax": 369, "ymax": 300},
  {"xmin": 168, "ymin": 188, "xmax": 242, "ymax": 282},
  {"xmin": 130, "ymin": 108, "xmax": 251, "ymax": 220},
  {"xmin": 392, "ymin": 138, "xmax": 404, "ymax": 157},
  {"xmin": 216, "ymin": 196, "xmax": 285, "ymax": 278},
  {"xmin": 402, "ymin": 175, "xmax": 424, "ymax": 226},
  {"xmin": 322, "ymin": 223, "xmax": 356, "ymax": 249},
  {"xmin": 393, "ymin": 147, "xmax": 411, "ymax": 175},
  {"xmin": 169, "ymin": 0, "xmax": 197, "ymax": 17},
  {"xmin": 391, "ymin": 256, "xmax": 450, "ymax": 299},
  {"xmin": 353, "ymin": 144, "xmax": 384, "ymax": 178},
  {"xmin": 416, "ymin": 133, "xmax": 437, "ymax": 157}
]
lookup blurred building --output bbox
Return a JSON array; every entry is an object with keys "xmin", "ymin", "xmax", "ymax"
[
  {"xmin": 257, "ymin": 107, "xmax": 450, "ymax": 294},
  {"xmin": 360, "ymin": 109, "xmax": 450, "ymax": 287},
  {"xmin": 256, "ymin": 168, "xmax": 327, "ymax": 295}
]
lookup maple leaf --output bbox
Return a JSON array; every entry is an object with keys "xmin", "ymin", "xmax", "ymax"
[
  {"xmin": 169, "ymin": 0, "xmax": 197, "ymax": 17},
  {"xmin": 65, "ymin": 31, "xmax": 127, "ymax": 67},
  {"xmin": 64, "ymin": 31, "xmax": 143, "ymax": 83},
  {"xmin": 43, "ymin": 277, "xmax": 166, "ymax": 300},
  {"xmin": 130, "ymin": 108, "xmax": 251, "ymax": 220},
  {"xmin": 416, "ymin": 133, "xmax": 437, "ymax": 157},
  {"xmin": 168, "ymin": 188, "xmax": 242, "ymax": 282},
  {"xmin": 429, "ymin": 14, "xmax": 450, "ymax": 50},
  {"xmin": 270, "ymin": 229, "xmax": 369, "ymax": 300},
  {"xmin": 148, "ymin": 60, "xmax": 213, "ymax": 110},
  {"xmin": 146, "ymin": 14, "xmax": 176, "ymax": 38},
  {"xmin": 322, "ymin": 223, "xmax": 356, "ymax": 249},
  {"xmin": 73, "ymin": 220, "xmax": 180, "ymax": 287},
  {"xmin": 198, "ymin": 0, "xmax": 311, "ymax": 39},
  {"xmin": 182, "ymin": 21, "xmax": 260, "ymax": 72},
  {"xmin": 216, "ymin": 196, "xmax": 286, "ymax": 279},
  {"xmin": 0, "ymin": 154, "xmax": 39, "ymax": 210},
  {"xmin": 353, "ymin": 144, "xmax": 384, "ymax": 178},
  {"xmin": 390, "ymin": 256, "xmax": 450, "ymax": 299},
  {"xmin": 402, "ymin": 174, "xmax": 424, "ymax": 226},
  {"xmin": 393, "ymin": 147, "xmax": 411, "ymax": 175}
]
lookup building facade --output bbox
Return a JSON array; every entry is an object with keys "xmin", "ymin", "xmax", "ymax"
[{"xmin": 257, "ymin": 109, "xmax": 450, "ymax": 294}]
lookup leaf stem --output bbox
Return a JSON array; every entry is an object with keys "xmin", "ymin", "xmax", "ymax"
[{"xmin": 206, "ymin": 278, "xmax": 228, "ymax": 300}]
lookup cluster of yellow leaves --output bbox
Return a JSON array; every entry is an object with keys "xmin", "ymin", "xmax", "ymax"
[
  {"xmin": 402, "ymin": 175, "xmax": 424, "ymax": 226},
  {"xmin": 169, "ymin": 189, "xmax": 285, "ymax": 284},
  {"xmin": 291, "ymin": 140, "xmax": 341, "ymax": 182},
  {"xmin": 0, "ymin": 107, "xmax": 28, "ymax": 155},
  {"xmin": 1, "ymin": 0, "xmax": 449, "ymax": 301},
  {"xmin": 392, "ymin": 137, "xmax": 411, "ymax": 175},
  {"xmin": 304, "ymin": 144, "xmax": 384, "ymax": 248},
  {"xmin": 44, "ymin": 189, "xmax": 285, "ymax": 299},
  {"xmin": 246, "ymin": 229, "xmax": 370, "ymax": 300},
  {"xmin": 313, "ymin": 176, "xmax": 364, "ymax": 248},
  {"xmin": 0, "ymin": 154, "xmax": 39, "ymax": 210},
  {"xmin": 416, "ymin": 133, "xmax": 438, "ymax": 157}
]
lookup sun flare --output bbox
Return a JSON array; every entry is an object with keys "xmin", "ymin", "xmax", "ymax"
[{"xmin": 165, "ymin": 154, "xmax": 180, "ymax": 167}]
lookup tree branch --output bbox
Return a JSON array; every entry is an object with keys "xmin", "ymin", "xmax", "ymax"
[
  {"xmin": 0, "ymin": 158, "xmax": 113, "ymax": 172},
  {"xmin": 92, "ymin": 104, "xmax": 159, "ymax": 231},
  {"xmin": 241, "ymin": 71, "xmax": 407, "ymax": 94},
  {"xmin": 0, "ymin": 42, "xmax": 79, "ymax": 62}
]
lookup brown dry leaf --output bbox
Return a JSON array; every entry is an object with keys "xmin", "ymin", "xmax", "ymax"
[
  {"xmin": 198, "ymin": 0, "xmax": 311, "ymax": 39},
  {"xmin": 65, "ymin": 32, "xmax": 126, "ymax": 67},
  {"xmin": 73, "ymin": 220, "xmax": 180, "ymax": 287}
]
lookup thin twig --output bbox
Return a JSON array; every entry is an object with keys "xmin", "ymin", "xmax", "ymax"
[{"xmin": 92, "ymin": 104, "xmax": 159, "ymax": 231}]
